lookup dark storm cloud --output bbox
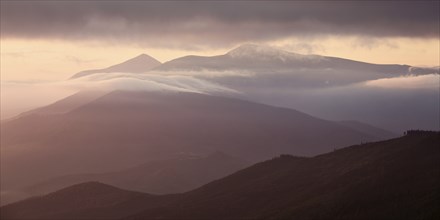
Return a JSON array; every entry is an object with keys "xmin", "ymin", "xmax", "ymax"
[{"xmin": 1, "ymin": 1, "xmax": 438, "ymax": 48}]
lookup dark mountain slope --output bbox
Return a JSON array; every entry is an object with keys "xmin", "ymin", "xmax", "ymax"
[
  {"xmin": 127, "ymin": 131, "xmax": 440, "ymax": 220},
  {"xmin": 2, "ymin": 132, "xmax": 438, "ymax": 220},
  {"xmin": 0, "ymin": 182, "xmax": 175, "ymax": 220}
]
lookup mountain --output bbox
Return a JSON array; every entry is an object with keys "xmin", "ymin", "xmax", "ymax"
[
  {"xmin": 70, "ymin": 54, "xmax": 161, "ymax": 79},
  {"xmin": 23, "ymin": 152, "xmax": 249, "ymax": 197},
  {"xmin": 154, "ymin": 44, "xmax": 436, "ymax": 88},
  {"xmin": 154, "ymin": 44, "xmax": 439, "ymax": 132},
  {"xmin": 64, "ymin": 45, "xmax": 439, "ymax": 132},
  {"xmin": 1, "ymin": 90, "xmax": 380, "ymax": 204},
  {"xmin": 157, "ymin": 44, "xmax": 409, "ymax": 72},
  {"xmin": 2, "ymin": 131, "xmax": 438, "ymax": 220},
  {"xmin": 0, "ymin": 182, "xmax": 166, "ymax": 220}
]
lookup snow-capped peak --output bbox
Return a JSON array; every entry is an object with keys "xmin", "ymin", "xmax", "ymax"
[{"xmin": 226, "ymin": 44, "xmax": 321, "ymax": 62}]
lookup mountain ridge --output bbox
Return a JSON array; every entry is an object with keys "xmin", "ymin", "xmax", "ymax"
[
  {"xmin": 69, "ymin": 44, "xmax": 438, "ymax": 80},
  {"xmin": 155, "ymin": 44, "xmax": 415, "ymax": 73},
  {"xmin": 2, "ymin": 131, "xmax": 438, "ymax": 220}
]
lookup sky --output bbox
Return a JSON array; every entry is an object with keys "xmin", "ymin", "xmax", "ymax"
[{"xmin": 1, "ymin": 0, "xmax": 439, "ymax": 81}]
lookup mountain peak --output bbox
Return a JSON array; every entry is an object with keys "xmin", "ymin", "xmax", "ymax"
[
  {"xmin": 130, "ymin": 53, "xmax": 157, "ymax": 61},
  {"xmin": 226, "ymin": 44, "xmax": 306, "ymax": 62},
  {"xmin": 70, "ymin": 53, "xmax": 162, "ymax": 79},
  {"xmin": 53, "ymin": 181, "xmax": 123, "ymax": 195},
  {"xmin": 106, "ymin": 53, "xmax": 161, "ymax": 72},
  {"xmin": 228, "ymin": 44, "xmax": 282, "ymax": 55}
]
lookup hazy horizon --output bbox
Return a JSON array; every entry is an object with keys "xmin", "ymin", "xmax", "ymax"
[
  {"xmin": 2, "ymin": 1, "xmax": 439, "ymax": 123},
  {"xmin": 1, "ymin": 1, "xmax": 439, "ymax": 219},
  {"xmin": 1, "ymin": 1, "xmax": 439, "ymax": 81}
]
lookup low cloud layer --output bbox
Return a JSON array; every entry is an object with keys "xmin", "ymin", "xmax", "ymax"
[
  {"xmin": 244, "ymin": 78, "xmax": 439, "ymax": 133},
  {"xmin": 67, "ymin": 73, "xmax": 238, "ymax": 94},
  {"xmin": 0, "ymin": 73, "xmax": 238, "ymax": 119},
  {"xmin": 364, "ymin": 74, "xmax": 440, "ymax": 89},
  {"xmin": 1, "ymin": 1, "xmax": 438, "ymax": 48}
]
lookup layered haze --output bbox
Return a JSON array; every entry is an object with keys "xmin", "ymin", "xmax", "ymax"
[{"xmin": 1, "ymin": 1, "xmax": 439, "ymax": 219}]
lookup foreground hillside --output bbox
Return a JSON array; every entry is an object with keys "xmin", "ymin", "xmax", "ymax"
[{"xmin": 2, "ymin": 131, "xmax": 438, "ymax": 220}]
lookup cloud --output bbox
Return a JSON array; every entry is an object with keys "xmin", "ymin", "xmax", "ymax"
[
  {"xmin": 277, "ymin": 43, "xmax": 326, "ymax": 54},
  {"xmin": 1, "ymin": 1, "xmax": 438, "ymax": 49},
  {"xmin": 350, "ymin": 37, "xmax": 399, "ymax": 50},
  {"xmin": 64, "ymin": 56, "xmax": 101, "ymax": 67},
  {"xmin": 66, "ymin": 72, "xmax": 238, "ymax": 94},
  {"xmin": 364, "ymin": 74, "xmax": 440, "ymax": 89},
  {"xmin": 2, "ymin": 72, "xmax": 238, "ymax": 94},
  {"xmin": 1, "ymin": 72, "xmax": 238, "ymax": 119},
  {"xmin": 239, "ymin": 75, "xmax": 439, "ymax": 133}
]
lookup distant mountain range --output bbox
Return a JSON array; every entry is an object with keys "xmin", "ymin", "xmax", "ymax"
[
  {"xmin": 72, "ymin": 44, "xmax": 437, "ymax": 85},
  {"xmin": 2, "ymin": 131, "xmax": 438, "ymax": 220},
  {"xmin": 66, "ymin": 44, "xmax": 440, "ymax": 132},
  {"xmin": 0, "ymin": 90, "xmax": 392, "ymax": 205},
  {"xmin": 155, "ymin": 44, "xmax": 427, "ymax": 87}
]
